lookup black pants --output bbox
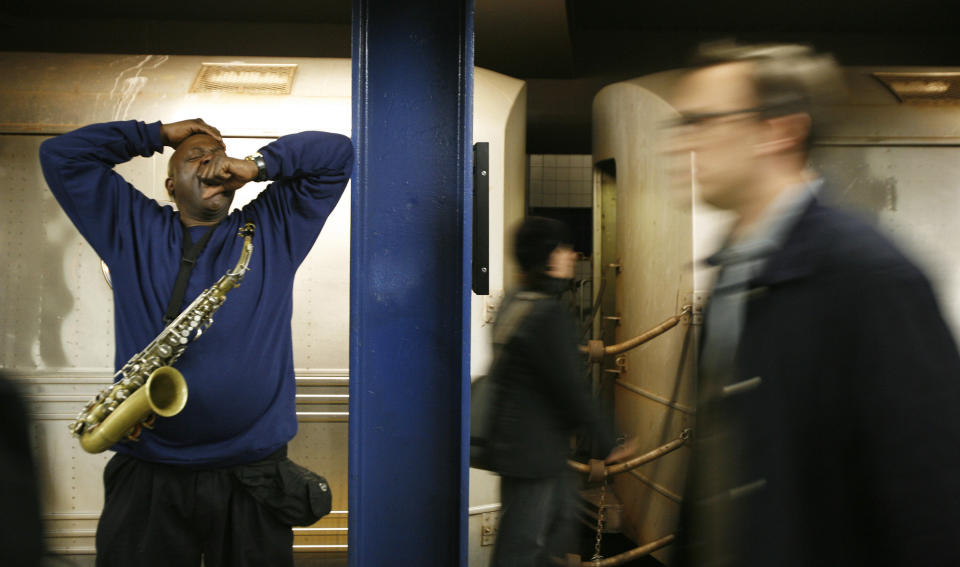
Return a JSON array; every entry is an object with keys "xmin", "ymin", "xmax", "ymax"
[
  {"xmin": 95, "ymin": 451, "xmax": 293, "ymax": 567},
  {"xmin": 491, "ymin": 474, "xmax": 576, "ymax": 567}
]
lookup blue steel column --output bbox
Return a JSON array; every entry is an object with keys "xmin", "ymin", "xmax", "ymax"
[{"xmin": 350, "ymin": 1, "xmax": 473, "ymax": 566}]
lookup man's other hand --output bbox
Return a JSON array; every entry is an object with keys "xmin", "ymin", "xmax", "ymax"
[
  {"xmin": 198, "ymin": 154, "xmax": 259, "ymax": 198},
  {"xmin": 161, "ymin": 119, "xmax": 222, "ymax": 148}
]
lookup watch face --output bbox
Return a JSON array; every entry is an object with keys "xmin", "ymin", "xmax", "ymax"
[{"xmin": 245, "ymin": 154, "xmax": 266, "ymax": 181}]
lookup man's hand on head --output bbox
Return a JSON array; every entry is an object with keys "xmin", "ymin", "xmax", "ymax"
[
  {"xmin": 161, "ymin": 118, "xmax": 223, "ymax": 148},
  {"xmin": 197, "ymin": 154, "xmax": 260, "ymax": 198}
]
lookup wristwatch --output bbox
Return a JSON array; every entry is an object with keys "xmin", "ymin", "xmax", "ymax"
[{"xmin": 245, "ymin": 153, "xmax": 268, "ymax": 182}]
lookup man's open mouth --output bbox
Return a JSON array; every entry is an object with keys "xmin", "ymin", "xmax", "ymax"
[{"xmin": 200, "ymin": 182, "xmax": 223, "ymax": 199}]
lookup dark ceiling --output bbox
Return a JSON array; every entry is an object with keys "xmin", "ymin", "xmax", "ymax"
[{"xmin": 3, "ymin": 0, "xmax": 958, "ymax": 153}]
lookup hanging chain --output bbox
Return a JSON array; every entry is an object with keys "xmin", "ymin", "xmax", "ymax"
[{"xmin": 591, "ymin": 476, "xmax": 606, "ymax": 564}]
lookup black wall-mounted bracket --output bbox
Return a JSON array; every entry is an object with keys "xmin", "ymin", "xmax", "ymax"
[{"xmin": 473, "ymin": 142, "xmax": 490, "ymax": 295}]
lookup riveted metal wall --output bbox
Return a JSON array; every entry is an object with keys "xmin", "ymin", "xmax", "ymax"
[{"xmin": 350, "ymin": 0, "xmax": 473, "ymax": 565}]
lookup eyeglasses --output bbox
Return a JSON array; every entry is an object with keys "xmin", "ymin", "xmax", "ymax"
[{"xmin": 662, "ymin": 107, "xmax": 766, "ymax": 130}]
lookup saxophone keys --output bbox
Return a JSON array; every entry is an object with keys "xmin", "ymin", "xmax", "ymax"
[{"xmin": 124, "ymin": 424, "xmax": 142, "ymax": 442}]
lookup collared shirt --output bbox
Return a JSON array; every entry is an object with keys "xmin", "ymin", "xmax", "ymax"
[{"xmin": 700, "ymin": 179, "xmax": 822, "ymax": 393}]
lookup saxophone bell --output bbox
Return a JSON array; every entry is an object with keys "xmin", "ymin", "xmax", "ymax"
[
  {"xmin": 78, "ymin": 366, "xmax": 188, "ymax": 454},
  {"xmin": 145, "ymin": 366, "xmax": 189, "ymax": 417}
]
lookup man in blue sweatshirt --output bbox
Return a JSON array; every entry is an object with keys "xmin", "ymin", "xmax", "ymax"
[{"xmin": 39, "ymin": 118, "xmax": 353, "ymax": 567}]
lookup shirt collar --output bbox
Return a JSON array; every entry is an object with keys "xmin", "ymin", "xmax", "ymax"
[{"xmin": 707, "ymin": 178, "xmax": 821, "ymax": 267}]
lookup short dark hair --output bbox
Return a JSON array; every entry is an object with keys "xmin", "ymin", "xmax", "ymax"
[
  {"xmin": 513, "ymin": 216, "xmax": 573, "ymax": 274},
  {"xmin": 693, "ymin": 40, "xmax": 845, "ymax": 152}
]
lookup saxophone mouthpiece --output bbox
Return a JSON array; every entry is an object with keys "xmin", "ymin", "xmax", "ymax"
[{"xmin": 238, "ymin": 222, "xmax": 256, "ymax": 238}]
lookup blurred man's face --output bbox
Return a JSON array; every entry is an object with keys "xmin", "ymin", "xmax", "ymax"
[
  {"xmin": 667, "ymin": 62, "xmax": 765, "ymax": 211},
  {"xmin": 546, "ymin": 245, "xmax": 577, "ymax": 280}
]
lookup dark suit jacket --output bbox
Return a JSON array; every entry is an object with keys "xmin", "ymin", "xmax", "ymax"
[
  {"xmin": 678, "ymin": 198, "xmax": 960, "ymax": 566},
  {"xmin": 487, "ymin": 291, "xmax": 615, "ymax": 479}
]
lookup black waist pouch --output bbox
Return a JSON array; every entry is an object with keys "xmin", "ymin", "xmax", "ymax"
[{"xmin": 232, "ymin": 448, "xmax": 332, "ymax": 527}]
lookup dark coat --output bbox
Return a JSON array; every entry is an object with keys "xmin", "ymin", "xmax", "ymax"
[
  {"xmin": 679, "ymin": 198, "xmax": 960, "ymax": 566},
  {"xmin": 487, "ymin": 291, "xmax": 615, "ymax": 479},
  {"xmin": 0, "ymin": 373, "xmax": 44, "ymax": 567}
]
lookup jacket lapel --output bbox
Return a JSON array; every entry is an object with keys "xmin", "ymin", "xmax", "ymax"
[{"xmin": 751, "ymin": 197, "xmax": 826, "ymax": 288}]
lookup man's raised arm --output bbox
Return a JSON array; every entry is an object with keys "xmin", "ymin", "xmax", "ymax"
[
  {"xmin": 39, "ymin": 119, "xmax": 223, "ymax": 260},
  {"xmin": 242, "ymin": 131, "xmax": 354, "ymax": 265}
]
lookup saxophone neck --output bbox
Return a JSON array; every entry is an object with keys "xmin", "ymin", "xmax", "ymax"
[
  {"xmin": 229, "ymin": 233, "xmax": 254, "ymax": 275},
  {"xmin": 220, "ymin": 222, "xmax": 256, "ymax": 290}
]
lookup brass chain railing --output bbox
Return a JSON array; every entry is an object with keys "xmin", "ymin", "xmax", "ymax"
[
  {"xmin": 581, "ymin": 306, "xmax": 692, "ymax": 362},
  {"xmin": 591, "ymin": 479, "xmax": 607, "ymax": 565},
  {"xmin": 553, "ymin": 534, "xmax": 677, "ymax": 567},
  {"xmin": 567, "ymin": 428, "xmax": 691, "ymax": 482},
  {"xmin": 548, "ymin": 305, "xmax": 692, "ymax": 566},
  {"xmin": 559, "ymin": 429, "xmax": 691, "ymax": 565}
]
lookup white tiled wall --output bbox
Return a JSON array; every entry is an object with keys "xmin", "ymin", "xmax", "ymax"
[{"xmin": 528, "ymin": 154, "xmax": 593, "ymax": 208}]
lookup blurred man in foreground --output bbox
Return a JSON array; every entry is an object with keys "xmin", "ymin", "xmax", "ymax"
[{"xmin": 668, "ymin": 42, "xmax": 960, "ymax": 566}]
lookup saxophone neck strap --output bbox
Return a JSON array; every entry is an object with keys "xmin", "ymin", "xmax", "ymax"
[{"xmin": 162, "ymin": 223, "xmax": 217, "ymax": 325}]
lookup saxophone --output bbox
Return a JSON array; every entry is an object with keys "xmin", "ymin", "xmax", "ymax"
[{"xmin": 70, "ymin": 222, "xmax": 256, "ymax": 453}]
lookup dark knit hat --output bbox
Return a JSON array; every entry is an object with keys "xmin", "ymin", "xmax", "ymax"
[{"xmin": 513, "ymin": 216, "xmax": 574, "ymax": 274}]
